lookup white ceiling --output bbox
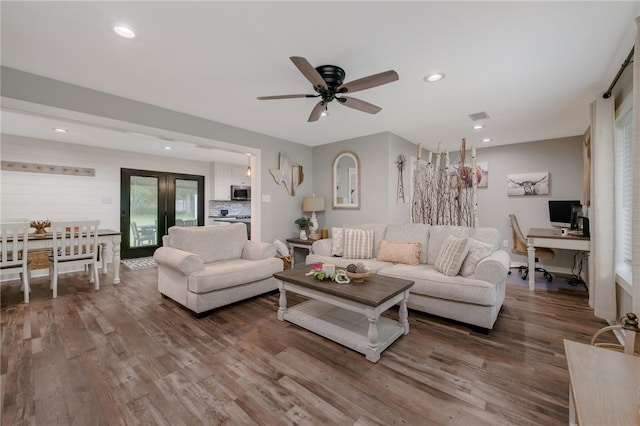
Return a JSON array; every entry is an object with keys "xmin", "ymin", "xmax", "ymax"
[{"xmin": 1, "ymin": 1, "xmax": 639, "ymax": 157}]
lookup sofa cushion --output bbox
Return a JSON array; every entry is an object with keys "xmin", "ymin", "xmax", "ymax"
[
  {"xmin": 188, "ymin": 258, "xmax": 283, "ymax": 294},
  {"xmin": 377, "ymin": 240, "xmax": 421, "ymax": 266},
  {"xmin": 169, "ymin": 223, "xmax": 247, "ymax": 264},
  {"xmin": 467, "ymin": 227, "xmax": 501, "ymax": 250},
  {"xmin": 343, "ymin": 224, "xmax": 387, "ymax": 257},
  {"xmin": 343, "ymin": 228, "xmax": 374, "ymax": 259},
  {"xmin": 331, "ymin": 227, "xmax": 345, "ymax": 256},
  {"xmin": 383, "ymin": 223, "xmax": 430, "ymax": 264},
  {"xmin": 306, "ymin": 253, "xmax": 395, "ymax": 272},
  {"xmin": 434, "ymin": 236, "xmax": 469, "ymax": 276},
  {"xmin": 427, "ymin": 226, "xmax": 469, "ymax": 264},
  {"xmin": 379, "ymin": 264, "xmax": 498, "ymax": 306},
  {"xmin": 460, "ymin": 238, "xmax": 495, "ymax": 277}
]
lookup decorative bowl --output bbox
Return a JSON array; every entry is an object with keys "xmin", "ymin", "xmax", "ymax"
[{"xmin": 346, "ymin": 270, "xmax": 372, "ymax": 283}]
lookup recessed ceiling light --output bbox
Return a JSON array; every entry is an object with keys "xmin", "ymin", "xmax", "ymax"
[
  {"xmin": 114, "ymin": 25, "xmax": 136, "ymax": 39},
  {"xmin": 423, "ymin": 73, "xmax": 445, "ymax": 83},
  {"xmin": 481, "ymin": 138, "xmax": 492, "ymax": 143},
  {"xmin": 472, "ymin": 124, "xmax": 485, "ymax": 130},
  {"xmin": 53, "ymin": 128, "xmax": 68, "ymax": 133},
  {"xmin": 163, "ymin": 146, "xmax": 172, "ymax": 150}
]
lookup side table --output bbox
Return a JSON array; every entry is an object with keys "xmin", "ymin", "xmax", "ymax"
[{"xmin": 286, "ymin": 238, "xmax": 315, "ymax": 267}]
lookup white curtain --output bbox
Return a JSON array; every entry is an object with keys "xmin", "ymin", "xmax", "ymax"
[
  {"xmin": 632, "ymin": 16, "xmax": 640, "ymax": 314},
  {"xmin": 589, "ymin": 95, "xmax": 616, "ymax": 320}
]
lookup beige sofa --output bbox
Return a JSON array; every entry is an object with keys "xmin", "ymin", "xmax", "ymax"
[
  {"xmin": 154, "ymin": 223, "xmax": 283, "ymax": 316},
  {"xmin": 306, "ymin": 223, "xmax": 511, "ymax": 331}
]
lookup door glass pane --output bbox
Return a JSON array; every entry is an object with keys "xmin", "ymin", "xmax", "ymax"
[
  {"xmin": 129, "ymin": 176, "xmax": 158, "ymax": 247},
  {"xmin": 175, "ymin": 179, "xmax": 198, "ymax": 227}
]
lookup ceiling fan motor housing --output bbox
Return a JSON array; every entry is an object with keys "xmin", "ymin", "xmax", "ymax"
[
  {"xmin": 315, "ymin": 65, "xmax": 345, "ymax": 88},
  {"xmin": 314, "ymin": 65, "xmax": 345, "ymax": 101}
]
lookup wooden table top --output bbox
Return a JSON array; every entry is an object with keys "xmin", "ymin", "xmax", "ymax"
[
  {"xmin": 274, "ymin": 266, "xmax": 414, "ymax": 307},
  {"xmin": 563, "ymin": 339, "xmax": 640, "ymax": 426},
  {"xmin": 527, "ymin": 227, "xmax": 589, "ymax": 240}
]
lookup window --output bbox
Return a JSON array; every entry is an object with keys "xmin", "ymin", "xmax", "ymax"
[{"xmin": 614, "ymin": 106, "xmax": 633, "ymax": 268}]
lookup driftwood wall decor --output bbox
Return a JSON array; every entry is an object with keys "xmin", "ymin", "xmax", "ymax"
[
  {"xmin": 1, "ymin": 161, "xmax": 95, "ymax": 177},
  {"xmin": 269, "ymin": 152, "xmax": 304, "ymax": 196}
]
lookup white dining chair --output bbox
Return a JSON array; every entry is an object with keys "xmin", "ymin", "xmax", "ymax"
[
  {"xmin": 0, "ymin": 221, "xmax": 32, "ymax": 303},
  {"xmin": 48, "ymin": 220, "xmax": 100, "ymax": 298}
]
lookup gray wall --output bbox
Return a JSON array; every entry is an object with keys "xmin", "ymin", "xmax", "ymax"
[
  {"xmin": 1, "ymin": 67, "xmax": 313, "ymax": 245},
  {"xmin": 311, "ymin": 131, "xmax": 417, "ymax": 230},
  {"xmin": 453, "ymin": 136, "xmax": 585, "ymax": 272}
]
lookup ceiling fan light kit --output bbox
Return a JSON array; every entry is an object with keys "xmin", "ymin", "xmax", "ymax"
[{"xmin": 258, "ymin": 56, "xmax": 398, "ymax": 122}]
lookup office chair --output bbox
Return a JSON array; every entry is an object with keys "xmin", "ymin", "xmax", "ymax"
[{"xmin": 509, "ymin": 214, "xmax": 554, "ymax": 282}]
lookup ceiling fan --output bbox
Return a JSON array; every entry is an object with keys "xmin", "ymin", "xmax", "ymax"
[{"xmin": 257, "ymin": 56, "xmax": 399, "ymax": 122}]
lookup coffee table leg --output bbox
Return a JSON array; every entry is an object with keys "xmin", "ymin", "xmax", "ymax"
[
  {"xmin": 277, "ymin": 280, "xmax": 287, "ymax": 321},
  {"xmin": 366, "ymin": 309, "xmax": 381, "ymax": 362},
  {"xmin": 399, "ymin": 290, "xmax": 410, "ymax": 335}
]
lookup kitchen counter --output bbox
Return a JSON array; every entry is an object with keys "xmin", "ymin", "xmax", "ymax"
[{"xmin": 210, "ymin": 216, "xmax": 251, "ymax": 223}]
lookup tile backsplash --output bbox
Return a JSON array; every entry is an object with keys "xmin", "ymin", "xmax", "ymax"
[{"xmin": 209, "ymin": 200, "xmax": 251, "ymax": 217}]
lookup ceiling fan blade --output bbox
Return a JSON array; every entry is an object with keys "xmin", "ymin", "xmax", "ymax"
[
  {"xmin": 257, "ymin": 94, "xmax": 313, "ymax": 100},
  {"xmin": 308, "ymin": 101, "xmax": 326, "ymax": 122},
  {"xmin": 290, "ymin": 56, "xmax": 327, "ymax": 91},
  {"xmin": 338, "ymin": 96, "xmax": 382, "ymax": 114},
  {"xmin": 337, "ymin": 70, "xmax": 399, "ymax": 94}
]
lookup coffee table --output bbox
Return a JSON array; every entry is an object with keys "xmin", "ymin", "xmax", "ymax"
[{"xmin": 274, "ymin": 267, "xmax": 414, "ymax": 362}]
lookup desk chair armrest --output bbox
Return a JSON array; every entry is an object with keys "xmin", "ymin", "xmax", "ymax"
[
  {"xmin": 242, "ymin": 241, "xmax": 277, "ymax": 261},
  {"xmin": 153, "ymin": 247, "xmax": 203, "ymax": 275},
  {"xmin": 475, "ymin": 249, "xmax": 510, "ymax": 283}
]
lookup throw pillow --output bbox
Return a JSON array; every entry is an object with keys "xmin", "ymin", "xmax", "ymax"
[
  {"xmin": 460, "ymin": 239, "xmax": 495, "ymax": 277},
  {"xmin": 272, "ymin": 239, "xmax": 290, "ymax": 257},
  {"xmin": 434, "ymin": 236, "xmax": 469, "ymax": 276},
  {"xmin": 331, "ymin": 227, "xmax": 345, "ymax": 256},
  {"xmin": 343, "ymin": 228, "xmax": 374, "ymax": 259},
  {"xmin": 377, "ymin": 240, "xmax": 422, "ymax": 266}
]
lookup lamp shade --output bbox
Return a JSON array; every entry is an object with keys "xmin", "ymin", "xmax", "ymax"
[{"xmin": 302, "ymin": 196, "xmax": 325, "ymax": 212}]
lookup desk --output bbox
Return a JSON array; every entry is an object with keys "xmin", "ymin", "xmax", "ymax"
[
  {"xmin": 286, "ymin": 238, "xmax": 314, "ymax": 268},
  {"xmin": 26, "ymin": 230, "xmax": 122, "ymax": 283},
  {"xmin": 526, "ymin": 228, "xmax": 590, "ymax": 291},
  {"xmin": 563, "ymin": 339, "xmax": 640, "ymax": 426}
]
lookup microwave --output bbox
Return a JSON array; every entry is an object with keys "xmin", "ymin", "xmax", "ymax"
[{"xmin": 231, "ymin": 185, "xmax": 251, "ymax": 201}]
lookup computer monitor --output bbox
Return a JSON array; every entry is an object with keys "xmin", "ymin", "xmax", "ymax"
[{"xmin": 548, "ymin": 200, "xmax": 581, "ymax": 228}]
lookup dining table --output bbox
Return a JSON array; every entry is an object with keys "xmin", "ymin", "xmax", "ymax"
[{"xmin": 26, "ymin": 229, "xmax": 122, "ymax": 283}]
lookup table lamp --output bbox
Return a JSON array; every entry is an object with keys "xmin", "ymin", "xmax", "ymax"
[{"xmin": 302, "ymin": 196, "xmax": 325, "ymax": 240}]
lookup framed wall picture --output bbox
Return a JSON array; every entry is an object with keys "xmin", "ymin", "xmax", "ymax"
[
  {"xmin": 449, "ymin": 161, "xmax": 488, "ymax": 188},
  {"xmin": 507, "ymin": 172, "xmax": 549, "ymax": 196}
]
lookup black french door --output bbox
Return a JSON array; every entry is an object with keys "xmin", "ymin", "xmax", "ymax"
[{"xmin": 120, "ymin": 169, "xmax": 204, "ymax": 258}]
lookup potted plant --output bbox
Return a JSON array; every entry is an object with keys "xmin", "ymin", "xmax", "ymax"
[{"xmin": 295, "ymin": 216, "xmax": 312, "ymax": 240}]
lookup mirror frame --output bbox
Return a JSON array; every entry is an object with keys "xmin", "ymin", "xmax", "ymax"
[{"xmin": 332, "ymin": 151, "xmax": 360, "ymax": 210}]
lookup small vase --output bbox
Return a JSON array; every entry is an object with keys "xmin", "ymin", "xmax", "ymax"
[
  {"xmin": 34, "ymin": 228, "xmax": 47, "ymax": 235},
  {"xmin": 299, "ymin": 230, "xmax": 308, "ymax": 240}
]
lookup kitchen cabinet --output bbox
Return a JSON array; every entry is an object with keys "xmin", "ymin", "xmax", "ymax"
[
  {"xmin": 213, "ymin": 162, "xmax": 250, "ymax": 200},
  {"xmin": 231, "ymin": 166, "xmax": 249, "ymax": 186}
]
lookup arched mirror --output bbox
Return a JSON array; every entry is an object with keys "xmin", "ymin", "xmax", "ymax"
[{"xmin": 333, "ymin": 151, "xmax": 360, "ymax": 209}]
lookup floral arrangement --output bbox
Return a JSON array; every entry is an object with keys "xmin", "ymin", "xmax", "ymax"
[
  {"xmin": 308, "ymin": 263, "xmax": 350, "ymax": 284},
  {"xmin": 309, "ymin": 263, "xmax": 336, "ymax": 281},
  {"xmin": 30, "ymin": 219, "xmax": 51, "ymax": 234}
]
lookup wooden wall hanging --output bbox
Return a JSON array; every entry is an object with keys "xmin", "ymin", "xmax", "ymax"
[{"xmin": 1, "ymin": 161, "xmax": 95, "ymax": 177}]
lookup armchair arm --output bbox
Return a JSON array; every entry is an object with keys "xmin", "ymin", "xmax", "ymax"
[
  {"xmin": 474, "ymin": 249, "xmax": 510, "ymax": 283},
  {"xmin": 153, "ymin": 246, "xmax": 203, "ymax": 275},
  {"xmin": 242, "ymin": 241, "xmax": 277, "ymax": 261},
  {"xmin": 311, "ymin": 238, "xmax": 332, "ymax": 256}
]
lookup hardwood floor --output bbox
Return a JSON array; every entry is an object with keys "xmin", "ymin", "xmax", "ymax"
[{"xmin": 1, "ymin": 267, "xmax": 615, "ymax": 425}]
